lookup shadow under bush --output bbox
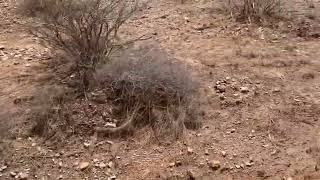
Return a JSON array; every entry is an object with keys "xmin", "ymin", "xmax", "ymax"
[{"xmin": 95, "ymin": 42, "xmax": 201, "ymax": 139}]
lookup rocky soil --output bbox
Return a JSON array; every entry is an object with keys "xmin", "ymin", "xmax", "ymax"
[{"xmin": 0, "ymin": 0, "xmax": 320, "ymax": 179}]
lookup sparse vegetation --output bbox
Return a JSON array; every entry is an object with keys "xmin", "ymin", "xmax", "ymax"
[
  {"xmin": 225, "ymin": 0, "xmax": 285, "ymax": 23},
  {"xmin": 22, "ymin": 0, "xmax": 140, "ymax": 90}
]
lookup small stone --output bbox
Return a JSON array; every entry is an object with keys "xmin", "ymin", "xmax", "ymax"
[
  {"xmin": 240, "ymin": 87, "xmax": 249, "ymax": 93},
  {"xmin": 58, "ymin": 175, "xmax": 63, "ymax": 179},
  {"xmin": 105, "ymin": 122, "xmax": 116, "ymax": 128},
  {"xmin": 230, "ymin": 129, "xmax": 236, "ymax": 133},
  {"xmin": 209, "ymin": 160, "xmax": 221, "ymax": 170},
  {"xmin": 10, "ymin": 172, "xmax": 17, "ymax": 177},
  {"xmin": 272, "ymin": 88, "xmax": 281, "ymax": 93},
  {"xmin": 187, "ymin": 170, "xmax": 196, "ymax": 180},
  {"xmin": 246, "ymin": 162, "xmax": 253, "ymax": 167},
  {"xmin": 219, "ymin": 94, "xmax": 226, "ymax": 100},
  {"xmin": 109, "ymin": 175, "xmax": 116, "ymax": 180},
  {"xmin": 169, "ymin": 162, "xmax": 175, "ymax": 167},
  {"xmin": 25, "ymin": 63, "xmax": 31, "ymax": 67},
  {"xmin": 0, "ymin": 45, "xmax": 4, "ymax": 50},
  {"xmin": 31, "ymin": 143, "xmax": 36, "ymax": 147},
  {"xmin": 187, "ymin": 147, "xmax": 193, "ymax": 154},
  {"xmin": 108, "ymin": 161, "xmax": 114, "ymax": 168},
  {"xmin": 98, "ymin": 162, "xmax": 106, "ymax": 169},
  {"xmin": 13, "ymin": 62, "xmax": 19, "ymax": 65},
  {"xmin": 18, "ymin": 172, "xmax": 28, "ymax": 180},
  {"xmin": 205, "ymin": 149, "xmax": 209, "ymax": 155},
  {"xmin": 235, "ymin": 165, "xmax": 241, "ymax": 169},
  {"xmin": 221, "ymin": 151, "xmax": 227, "ymax": 157},
  {"xmin": 215, "ymin": 85, "xmax": 226, "ymax": 93},
  {"xmin": 83, "ymin": 142, "xmax": 91, "ymax": 148},
  {"xmin": 79, "ymin": 162, "xmax": 90, "ymax": 170},
  {"xmin": 0, "ymin": 166, "xmax": 7, "ymax": 172},
  {"xmin": 240, "ymin": 164, "xmax": 245, "ymax": 168},
  {"xmin": 175, "ymin": 160, "xmax": 182, "ymax": 166}
]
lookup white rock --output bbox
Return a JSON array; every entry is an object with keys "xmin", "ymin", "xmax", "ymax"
[
  {"xmin": 79, "ymin": 162, "xmax": 90, "ymax": 170},
  {"xmin": 109, "ymin": 175, "xmax": 117, "ymax": 180},
  {"xmin": 221, "ymin": 151, "xmax": 227, "ymax": 157},
  {"xmin": 187, "ymin": 147, "xmax": 193, "ymax": 154},
  {"xmin": 240, "ymin": 87, "xmax": 250, "ymax": 93},
  {"xmin": 0, "ymin": 166, "xmax": 7, "ymax": 172},
  {"xmin": 98, "ymin": 162, "xmax": 107, "ymax": 169},
  {"xmin": 105, "ymin": 123, "xmax": 116, "ymax": 128},
  {"xmin": 18, "ymin": 172, "xmax": 28, "ymax": 179},
  {"xmin": 83, "ymin": 142, "xmax": 91, "ymax": 148},
  {"xmin": 10, "ymin": 172, "xmax": 17, "ymax": 177}
]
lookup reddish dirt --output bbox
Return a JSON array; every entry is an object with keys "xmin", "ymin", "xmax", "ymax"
[{"xmin": 0, "ymin": 0, "xmax": 320, "ymax": 180}]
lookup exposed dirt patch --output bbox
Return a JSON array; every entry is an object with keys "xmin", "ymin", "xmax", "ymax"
[{"xmin": 1, "ymin": 0, "xmax": 320, "ymax": 179}]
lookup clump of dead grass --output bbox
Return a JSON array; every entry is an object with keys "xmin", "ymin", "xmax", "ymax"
[
  {"xmin": 225, "ymin": 0, "xmax": 285, "ymax": 24},
  {"xmin": 95, "ymin": 43, "xmax": 201, "ymax": 139}
]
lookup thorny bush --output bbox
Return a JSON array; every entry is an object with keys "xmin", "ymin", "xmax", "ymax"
[{"xmin": 21, "ymin": 0, "xmax": 140, "ymax": 90}]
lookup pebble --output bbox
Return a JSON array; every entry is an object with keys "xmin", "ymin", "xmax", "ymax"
[
  {"xmin": 187, "ymin": 147, "xmax": 193, "ymax": 154},
  {"xmin": 18, "ymin": 172, "xmax": 28, "ymax": 180},
  {"xmin": 219, "ymin": 94, "xmax": 226, "ymax": 100},
  {"xmin": 10, "ymin": 172, "xmax": 17, "ymax": 177},
  {"xmin": 0, "ymin": 166, "xmax": 7, "ymax": 172},
  {"xmin": 205, "ymin": 149, "xmax": 209, "ymax": 155},
  {"xmin": 221, "ymin": 151, "xmax": 227, "ymax": 157},
  {"xmin": 169, "ymin": 162, "xmax": 175, "ymax": 167},
  {"xmin": 108, "ymin": 161, "xmax": 115, "ymax": 169},
  {"xmin": 215, "ymin": 84, "xmax": 226, "ymax": 93},
  {"xmin": 105, "ymin": 122, "xmax": 117, "ymax": 128},
  {"xmin": 230, "ymin": 129, "xmax": 236, "ymax": 133},
  {"xmin": 240, "ymin": 87, "xmax": 250, "ymax": 93},
  {"xmin": 209, "ymin": 160, "xmax": 221, "ymax": 170},
  {"xmin": 272, "ymin": 88, "xmax": 281, "ymax": 93},
  {"xmin": 98, "ymin": 162, "xmax": 107, "ymax": 169},
  {"xmin": 0, "ymin": 45, "xmax": 4, "ymax": 50},
  {"xmin": 235, "ymin": 165, "xmax": 241, "ymax": 169},
  {"xmin": 79, "ymin": 162, "xmax": 90, "ymax": 170},
  {"xmin": 109, "ymin": 175, "xmax": 117, "ymax": 180},
  {"xmin": 83, "ymin": 142, "xmax": 91, "ymax": 148},
  {"xmin": 187, "ymin": 170, "xmax": 196, "ymax": 180}
]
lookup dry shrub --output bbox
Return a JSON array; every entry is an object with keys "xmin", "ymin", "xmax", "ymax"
[
  {"xmin": 225, "ymin": 0, "xmax": 285, "ymax": 23},
  {"xmin": 95, "ymin": 43, "xmax": 201, "ymax": 139},
  {"xmin": 23, "ymin": 0, "xmax": 141, "ymax": 90},
  {"xmin": 30, "ymin": 86, "xmax": 74, "ymax": 139}
]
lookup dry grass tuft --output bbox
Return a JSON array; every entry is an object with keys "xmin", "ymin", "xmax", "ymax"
[
  {"xmin": 225, "ymin": 0, "xmax": 285, "ymax": 24},
  {"xmin": 95, "ymin": 42, "xmax": 201, "ymax": 139}
]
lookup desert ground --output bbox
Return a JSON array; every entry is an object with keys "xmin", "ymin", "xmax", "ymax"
[{"xmin": 0, "ymin": 0, "xmax": 320, "ymax": 179}]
